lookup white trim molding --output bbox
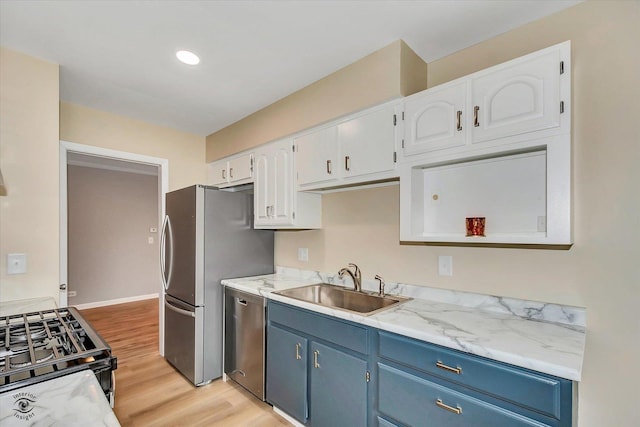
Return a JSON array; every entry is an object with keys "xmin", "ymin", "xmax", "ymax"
[
  {"xmin": 59, "ymin": 140, "xmax": 169, "ymax": 355},
  {"xmin": 72, "ymin": 293, "xmax": 159, "ymax": 310}
]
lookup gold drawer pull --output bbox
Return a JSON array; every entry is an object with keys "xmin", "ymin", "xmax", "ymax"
[
  {"xmin": 436, "ymin": 399, "xmax": 462, "ymax": 415},
  {"xmin": 436, "ymin": 361, "xmax": 462, "ymax": 375}
]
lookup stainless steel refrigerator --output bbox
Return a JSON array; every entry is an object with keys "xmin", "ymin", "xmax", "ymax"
[{"xmin": 161, "ymin": 185, "xmax": 274, "ymax": 386}]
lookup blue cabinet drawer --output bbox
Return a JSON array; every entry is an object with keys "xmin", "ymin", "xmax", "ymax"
[
  {"xmin": 378, "ymin": 363, "xmax": 551, "ymax": 427},
  {"xmin": 378, "ymin": 331, "xmax": 569, "ymax": 420},
  {"xmin": 268, "ymin": 301, "xmax": 368, "ymax": 354}
]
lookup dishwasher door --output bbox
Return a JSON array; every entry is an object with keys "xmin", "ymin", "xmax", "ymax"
[{"xmin": 224, "ymin": 287, "xmax": 266, "ymax": 400}]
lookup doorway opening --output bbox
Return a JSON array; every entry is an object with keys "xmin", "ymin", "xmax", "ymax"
[{"xmin": 60, "ymin": 140, "xmax": 168, "ymax": 354}]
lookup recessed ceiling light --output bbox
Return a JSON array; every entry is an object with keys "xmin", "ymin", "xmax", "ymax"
[{"xmin": 176, "ymin": 50, "xmax": 200, "ymax": 65}]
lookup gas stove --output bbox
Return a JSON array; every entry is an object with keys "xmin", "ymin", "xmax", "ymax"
[{"xmin": 0, "ymin": 307, "xmax": 116, "ymax": 405}]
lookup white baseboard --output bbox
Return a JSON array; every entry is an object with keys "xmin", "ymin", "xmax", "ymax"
[
  {"xmin": 273, "ymin": 406, "xmax": 305, "ymax": 427},
  {"xmin": 73, "ymin": 293, "xmax": 159, "ymax": 310}
]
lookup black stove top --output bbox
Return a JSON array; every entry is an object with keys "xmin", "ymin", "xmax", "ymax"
[{"xmin": 0, "ymin": 307, "xmax": 116, "ymax": 397}]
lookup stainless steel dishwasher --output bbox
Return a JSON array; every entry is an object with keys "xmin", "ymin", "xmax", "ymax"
[{"xmin": 224, "ymin": 286, "xmax": 266, "ymax": 400}]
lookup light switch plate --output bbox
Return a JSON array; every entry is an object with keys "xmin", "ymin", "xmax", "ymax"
[
  {"xmin": 297, "ymin": 248, "xmax": 309, "ymax": 262},
  {"xmin": 7, "ymin": 253, "xmax": 27, "ymax": 275},
  {"xmin": 438, "ymin": 255, "xmax": 453, "ymax": 276}
]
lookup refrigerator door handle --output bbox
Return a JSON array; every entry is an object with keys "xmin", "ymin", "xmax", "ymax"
[
  {"xmin": 165, "ymin": 298, "xmax": 196, "ymax": 318},
  {"xmin": 160, "ymin": 215, "xmax": 174, "ymax": 291}
]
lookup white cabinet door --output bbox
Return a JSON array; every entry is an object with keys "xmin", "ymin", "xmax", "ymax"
[
  {"xmin": 209, "ymin": 159, "xmax": 228, "ymax": 186},
  {"xmin": 294, "ymin": 126, "xmax": 339, "ymax": 188},
  {"xmin": 403, "ymin": 80, "xmax": 467, "ymax": 156},
  {"xmin": 470, "ymin": 48, "xmax": 561, "ymax": 144},
  {"xmin": 254, "ymin": 151, "xmax": 270, "ymax": 225},
  {"xmin": 339, "ymin": 105, "xmax": 396, "ymax": 178},
  {"xmin": 228, "ymin": 153, "xmax": 253, "ymax": 184},
  {"xmin": 254, "ymin": 139, "xmax": 301, "ymax": 228},
  {"xmin": 271, "ymin": 141, "xmax": 294, "ymax": 224},
  {"xmin": 208, "ymin": 152, "xmax": 253, "ymax": 187}
]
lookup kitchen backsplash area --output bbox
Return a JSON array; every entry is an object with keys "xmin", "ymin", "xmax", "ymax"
[{"xmin": 274, "ymin": 265, "xmax": 586, "ymax": 329}]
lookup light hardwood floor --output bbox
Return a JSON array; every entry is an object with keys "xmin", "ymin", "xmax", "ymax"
[{"xmin": 81, "ymin": 298, "xmax": 289, "ymax": 427}]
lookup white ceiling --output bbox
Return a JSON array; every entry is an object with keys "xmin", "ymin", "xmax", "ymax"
[{"xmin": 0, "ymin": 1, "xmax": 581, "ymax": 137}]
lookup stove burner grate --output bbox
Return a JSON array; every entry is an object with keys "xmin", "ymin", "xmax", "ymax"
[{"xmin": 0, "ymin": 307, "xmax": 115, "ymax": 393}]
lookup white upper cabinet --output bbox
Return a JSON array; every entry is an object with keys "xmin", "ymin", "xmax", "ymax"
[
  {"xmin": 403, "ymin": 80, "xmax": 467, "ymax": 156},
  {"xmin": 399, "ymin": 41, "xmax": 572, "ymax": 246},
  {"xmin": 339, "ymin": 104, "xmax": 397, "ymax": 179},
  {"xmin": 209, "ymin": 159, "xmax": 228, "ymax": 186},
  {"xmin": 254, "ymin": 138, "xmax": 321, "ymax": 229},
  {"xmin": 295, "ymin": 100, "xmax": 401, "ymax": 191},
  {"xmin": 207, "ymin": 151, "xmax": 254, "ymax": 188},
  {"xmin": 401, "ymin": 41, "xmax": 570, "ymax": 162},
  {"xmin": 470, "ymin": 46, "xmax": 562, "ymax": 144},
  {"xmin": 227, "ymin": 154, "xmax": 253, "ymax": 183},
  {"xmin": 253, "ymin": 150, "xmax": 270, "ymax": 225},
  {"xmin": 294, "ymin": 126, "xmax": 339, "ymax": 188}
]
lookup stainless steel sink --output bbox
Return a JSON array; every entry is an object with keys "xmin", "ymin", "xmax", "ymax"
[{"xmin": 273, "ymin": 283, "xmax": 410, "ymax": 316}]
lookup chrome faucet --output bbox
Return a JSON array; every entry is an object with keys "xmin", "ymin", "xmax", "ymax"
[
  {"xmin": 338, "ymin": 263, "xmax": 362, "ymax": 292},
  {"xmin": 375, "ymin": 274, "xmax": 386, "ymax": 297}
]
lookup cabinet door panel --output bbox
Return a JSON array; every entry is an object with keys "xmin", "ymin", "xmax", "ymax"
[
  {"xmin": 228, "ymin": 154, "xmax": 253, "ymax": 183},
  {"xmin": 266, "ymin": 325, "xmax": 308, "ymax": 423},
  {"xmin": 339, "ymin": 106, "xmax": 395, "ymax": 178},
  {"xmin": 253, "ymin": 152, "xmax": 270, "ymax": 225},
  {"xmin": 209, "ymin": 160, "xmax": 228, "ymax": 186},
  {"xmin": 310, "ymin": 341, "xmax": 368, "ymax": 427},
  {"xmin": 471, "ymin": 49, "xmax": 560, "ymax": 144},
  {"xmin": 272, "ymin": 142, "xmax": 293, "ymax": 223},
  {"xmin": 404, "ymin": 81, "xmax": 466, "ymax": 156},
  {"xmin": 295, "ymin": 126, "xmax": 339, "ymax": 187}
]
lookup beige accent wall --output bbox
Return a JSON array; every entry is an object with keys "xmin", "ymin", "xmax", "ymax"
[
  {"xmin": 0, "ymin": 48, "xmax": 60, "ymax": 302},
  {"xmin": 0, "ymin": 48, "xmax": 206, "ymax": 304},
  {"xmin": 276, "ymin": 2, "xmax": 640, "ymax": 425},
  {"xmin": 60, "ymin": 102, "xmax": 206, "ymax": 192},
  {"xmin": 67, "ymin": 165, "xmax": 159, "ymax": 304},
  {"xmin": 206, "ymin": 40, "xmax": 427, "ymax": 161}
]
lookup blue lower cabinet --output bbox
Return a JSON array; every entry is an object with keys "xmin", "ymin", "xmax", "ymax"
[
  {"xmin": 378, "ymin": 364, "xmax": 551, "ymax": 427},
  {"xmin": 266, "ymin": 302, "xmax": 574, "ymax": 427},
  {"xmin": 309, "ymin": 341, "xmax": 368, "ymax": 427},
  {"xmin": 266, "ymin": 325, "xmax": 308, "ymax": 423},
  {"xmin": 378, "ymin": 331, "xmax": 567, "ymax": 420},
  {"xmin": 266, "ymin": 301, "xmax": 371, "ymax": 426}
]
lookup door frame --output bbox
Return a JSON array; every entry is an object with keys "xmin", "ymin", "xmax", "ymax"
[{"xmin": 60, "ymin": 140, "xmax": 169, "ymax": 355}]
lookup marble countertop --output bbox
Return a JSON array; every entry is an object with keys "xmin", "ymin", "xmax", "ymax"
[
  {"xmin": 0, "ymin": 370, "xmax": 120, "ymax": 426},
  {"xmin": 222, "ymin": 267, "xmax": 586, "ymax": 381},
  {"xmin": 0, "ymin": 297, "xmax": 58, "ymax": 317}
]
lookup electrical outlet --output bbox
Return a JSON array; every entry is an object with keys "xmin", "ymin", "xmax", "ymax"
[
  {"xmin": 297, "ymin": 248, "xmax": 309, "ymax": 262},
  {"xmin": 68, "ymin": 291, "xmax": 77, "ymax": 298},
  {"xmin": 438, "ymin": 256, "xmax": 453, "ymax": 276},
  {"xmin": 148, "ymin": 236, "xmax": 154, "ymax": 244}
]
